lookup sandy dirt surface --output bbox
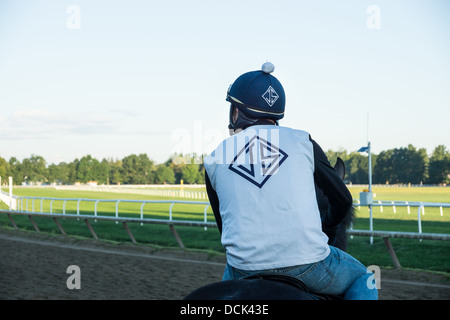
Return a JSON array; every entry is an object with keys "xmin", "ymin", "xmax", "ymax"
[{"xmin": 1, "ymin": 227, "xmax": 449, "ymax": 300}]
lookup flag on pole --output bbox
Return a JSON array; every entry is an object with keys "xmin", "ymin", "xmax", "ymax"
[{"xmin": 358, "ymin": 146, "xmax": 369, "ymax": 152}]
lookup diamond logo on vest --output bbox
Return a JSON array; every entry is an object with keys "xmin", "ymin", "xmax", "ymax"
[{"xmin": 228, "ymin": 135, "xmax": 288, "ymax": 188}]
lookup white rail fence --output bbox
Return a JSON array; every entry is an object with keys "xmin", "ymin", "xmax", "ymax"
[
  {"xmin": 353, "ymin": 199, "xmax": 449, "ymax": 235},
  {"xmin": 0, "ymin": 191, "xmax": 16, "ymax": 210},
  {"xmin": 0, "ymin": 191, "xmax": 211, "ymax": 249},
  {"xmin": 57, "ymin": 185, "xmax": 209, "ymax": 199},
  {"xmin": 2, "ymin": 191, "xmax": 449, "ymax": 237},
  {"xmin": 11, "ymin": 195, "xmax": 210, "ymax": 223},
  {"xmin": 1, "ymin": 190, "xmax": 449, "ymax": 268}
]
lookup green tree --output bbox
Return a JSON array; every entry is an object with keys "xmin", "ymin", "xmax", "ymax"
[
  {"xmin": 346, "ymin": 152, "xmax": 370, "ymax": 184},
  {"xmin": 108, "ymin": 159, "xmax": 123, "ymax": 185},
  {"xmin": 76, "ymin": 155, "xmax": 100, "ymax": 183},
  {"xmin": 0, "ymin": 156, "xmax": 11, "ymax": 184},
  {"xmin": 96, "ymin": 159, "xmax": 111, "ymax": 184},
  {"xmin": 8, "ymin": 157, "xmax": 22, "ymax": 184},
  {"xmin": 325, "ymin": 149, "xmax": 348, "ymax": 169},
  {"xmin": 47, "ymin": 163, "xmax": 60, "ymax": 183},
  {"xmin": 121, "ymin": 154, "xmax": 155, "ymax": 184},
  {"xmin": 181, "ymin": 164, "xmax": 201, "ymax": 184},
  {"xmin": 67, "ymin": 161, "xmax": 78, "ymax": 184},
  {"xmin": 428, "ymin": 145, "xmax": 450, "ymax": 184},
  {"xmin": 20, "ymin": 155, "xmax": 47, "ymax": 183},
  {"xmin": 48, "ymin": 162, "xmax": 75, "ymax": 184},
  {"xmin": 154, "ymin": 165, "xmax": 175, "ymax": 184},
  {"xmin": 374, "ymin": 145, "xmax": 427, "ymax": 184},
  {"xmin": 374, "ymin": 149, "xmax": 393, "ymax": 184}
]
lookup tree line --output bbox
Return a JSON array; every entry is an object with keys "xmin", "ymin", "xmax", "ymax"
[
  {"xmin": 326, "ymin": 144, "xmax": 449, "ymax": 185},
  {"xmin": 0, "ymin": 153, "xmax": 205, "ymax": 186},
  {"xmin": 0, "ymin": 144, "xmax": 449, "ymax": 186}
]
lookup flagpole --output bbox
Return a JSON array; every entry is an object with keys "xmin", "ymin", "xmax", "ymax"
[
  {"xmin": 358, "ymin": 142, "xmax": 373, "ymax": 245},
  {"xmin": 368, "ymin": 141, "xmax": 373, "ymax": 244},
  {"xmin": 368, "ymin": 141, "xmax": 372, "ymax": 193}
]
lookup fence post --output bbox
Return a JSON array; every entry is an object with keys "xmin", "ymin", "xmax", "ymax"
[
  {"xmin": 369, "ymin": 204, "xmax": 373, "ymax": 245},
  {"xmin": 53, "ymin": 218, "xmax": 66, "ymax": 236},
  {"xmin": 140, "ymin": 202, "xmax": 146, "ymax": 225},
  {"xmin": 115, "ymin": 200, "xmax": 120, "ymax": 224},
  {"xmin": 7, "ymin": 213, "xmax": 18, "ymax": 230},
  {"xmin": 169, "ymin": 224, "xmax": 185, "ymax": 249},
  {"xmin": 95, "ymin": 200, "xmax": 99, "ymax": 217},
  {"xmin": 169, "ymin": 202, "xmax": 175, "ymax": 221},
  {"xmin": 85, "ymin": 219, "xmax": 98, "ymax": 240},
  {"xmin": 28, "ymin": 215, "xmax": 40, "ymax": 233},
  {"xmin": 8, "ymin": 176, "xmax": 13, "ymax": 210},
  {"xmin": 123, "ymin": 222, "xmax": 137, "ymax": 244},
  {"xmin": 418, "ymin": 203, "xmax": 423, "ymax": 241},
  {"xmin": 203, "ymin": 204, "xmax": 210, "ymax": 231},
  {"xmin": 383, "ymin": 238, "xmax": 401, "ymax": 269}
]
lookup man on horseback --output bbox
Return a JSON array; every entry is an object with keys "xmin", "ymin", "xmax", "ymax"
[{"xmin": 203, "ymin": 62, "xmax": 377, "ymax": 300}]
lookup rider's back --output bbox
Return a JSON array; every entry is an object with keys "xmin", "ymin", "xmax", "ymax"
[{"xmin": 204, "ymin": 125, "xmax": 330, "ymax": 271}]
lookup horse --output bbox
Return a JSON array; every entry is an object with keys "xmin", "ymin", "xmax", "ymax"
[
  {"xmin": 184, "ymin": 157, "xmax": 354, "ymax": 300},
  {"xmin": 316, "ymin": 157, "xmax": 355, "ymax": 251}
]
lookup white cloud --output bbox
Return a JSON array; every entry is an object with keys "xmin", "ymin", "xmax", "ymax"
[{"xmin": 0, "ymin": 109, "xmax": 119, "ymax": 140}]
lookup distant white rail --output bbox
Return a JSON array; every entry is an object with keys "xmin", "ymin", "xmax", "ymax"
[
  {"xmin": 1, "ymin": 191, "xmax": 449, "ymax": 269},
  {"xmin": 353, "ymin": 199, "xmax": 450, "ymax": 239},
  {"xmin": 0, "ymin": 194, "xmax": 211, "ymax": 249},
  {"xmin": 54, "ymin": 185, "xmax": 208, "ymax": 199},
  {"xmin": 12, "ymin": 195, "xmax": 210, "ymax": 222}
]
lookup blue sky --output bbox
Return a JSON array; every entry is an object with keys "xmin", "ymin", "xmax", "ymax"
[{"xmin": 0, "ymin": 0, "xmax": 449, "ymax": 165}]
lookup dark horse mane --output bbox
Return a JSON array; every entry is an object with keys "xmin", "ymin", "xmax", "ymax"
[{"xmin": 316, "ymin": 157, "xmax": 354, "ymax": 251}]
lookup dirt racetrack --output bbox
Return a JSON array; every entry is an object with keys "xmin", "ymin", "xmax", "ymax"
[{"xmin": 1, "ymin": 227, "xmax": 449, "ymax": 300}]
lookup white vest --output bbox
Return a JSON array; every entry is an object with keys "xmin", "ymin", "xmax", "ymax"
[{"xmin": 204, "ymin": 125, "xmax": 330, "ymax": 270}]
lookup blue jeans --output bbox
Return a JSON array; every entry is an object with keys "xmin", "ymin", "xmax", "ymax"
[{"xmin": 222, "ymin": 246, "xmax": 378, "ymax": 300}]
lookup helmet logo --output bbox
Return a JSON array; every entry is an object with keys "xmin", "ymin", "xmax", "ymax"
[{"xmin": 262, "ymin": 86, "xmax": 279, "ymax": 107}]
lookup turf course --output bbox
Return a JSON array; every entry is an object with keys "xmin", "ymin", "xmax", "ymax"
[{"xmin": 1, "ymin": 186, "xmax": 449, "ymax": 273}]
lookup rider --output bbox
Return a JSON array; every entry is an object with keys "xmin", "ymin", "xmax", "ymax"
[{"xmin": 203, "ymin": 62, "xmax": 378, "ymax": 300}]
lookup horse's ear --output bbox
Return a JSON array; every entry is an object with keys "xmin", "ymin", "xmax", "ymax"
[{"xmin": 334, "ymin": 157, "xmax": 346, "ymax": 181}]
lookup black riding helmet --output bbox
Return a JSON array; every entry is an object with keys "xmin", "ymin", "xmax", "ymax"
[{"xmin": 227, "ymin": 62, "xmax": 286, "ymax": 130}]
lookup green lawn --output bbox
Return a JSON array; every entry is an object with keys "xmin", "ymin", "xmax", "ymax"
[
  {"xmin": 1, "ymin": 186, "xmax": 449, "ymax": 273},
  {"xmin": 2, "ymin": 187, "xmax": 214, "ymax": 222}
]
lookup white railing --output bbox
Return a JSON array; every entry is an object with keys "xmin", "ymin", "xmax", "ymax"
[
  {"xmin": 54, "ymin": 185, "xmax": 208, "ymax": 199},
  {"xmin": 354, "ymin": 199, "xmax": 447, "ymax": 216},
  {"xmin": 0, "ymin": 190, "xmax": 17, "ymax": 210},
  {"xmin": 3, "ymin": 193, "xmax": 448, "ymax": 237},
  {"xmin": 1, "ymin": 195, "xmax": 211, "ymax": 249},
  {"xmin": 353, "ymin": 199, "xmax": 450, "ymax": 238},
  {"xmin": 13, "ymin": 195, "xmax": 210, "ymax": 224},
  {"xmin": 2, "ymin": 194, "xmax": 449, "ymax": 268}
]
